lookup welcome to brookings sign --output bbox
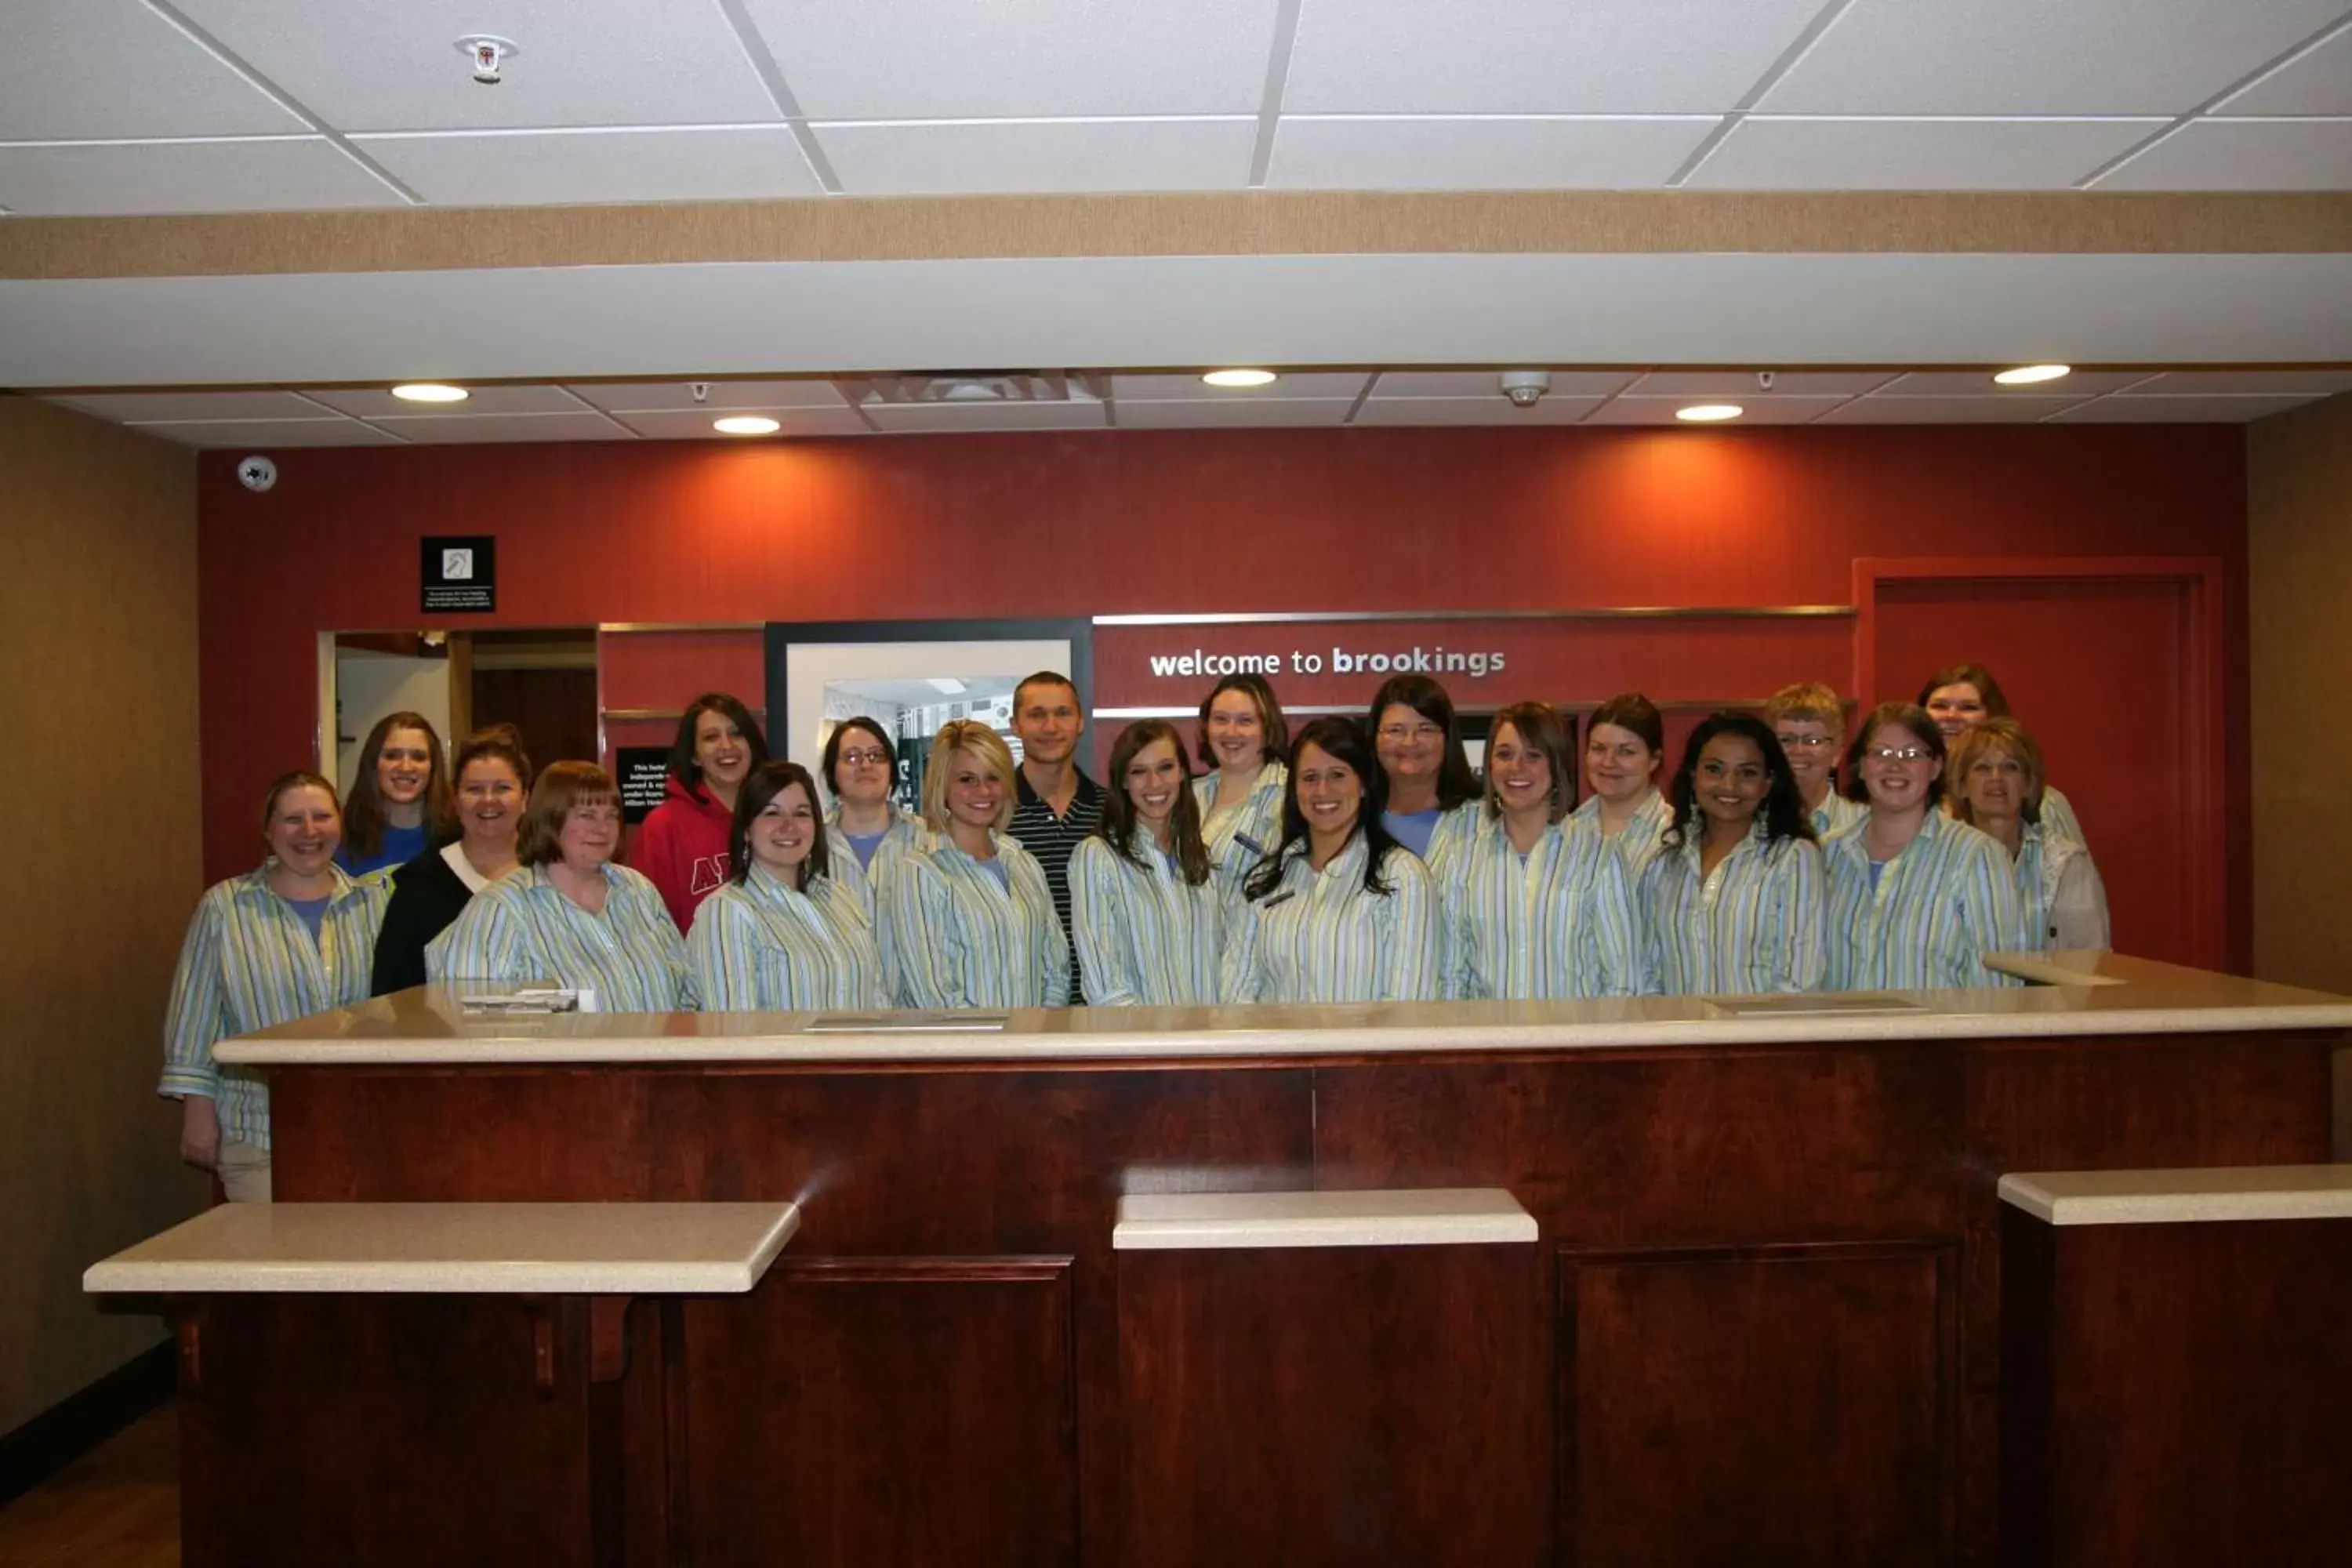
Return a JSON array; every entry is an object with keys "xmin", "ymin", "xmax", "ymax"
[{"xmin": 1146, "ymin": 644, "xmax": 1510, "ymax": 679}]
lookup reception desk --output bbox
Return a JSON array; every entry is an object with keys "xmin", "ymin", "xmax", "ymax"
[{"xmin": 200, "ymin": 954, "xmax": 2352, "ymax": 1567}]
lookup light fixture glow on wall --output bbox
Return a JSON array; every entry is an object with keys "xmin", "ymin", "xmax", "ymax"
[
  {"xmin": 391, "ymin": 383, "xmax": 469, "ymax": 404},
  {"xmin": 1993, "ymin": 364, "xmax": 2071, "ymax": 386},
  {"xmin": 1675, "ymin": 403, "xmax": 1744, "ymax": 423},
  {"xmin": 1202, "ymin": 368, "xmax": 1278, "ymax": 389},
  {"xmin": 713, "ymin": 416, "xmax": 782, "ymax": 436}
]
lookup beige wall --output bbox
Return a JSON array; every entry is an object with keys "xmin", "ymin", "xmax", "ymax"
[
  {"xmin": 0, "ymin": 396, "xmax": 208, "ymax": 1434},
  {"xmin": 2249, "ymin": 390, "xmax": 2352, "ymax": 996}
]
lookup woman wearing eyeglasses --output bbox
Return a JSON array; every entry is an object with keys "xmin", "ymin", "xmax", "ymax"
[
  {"xmin": 1433, "ymin": 702, "xmax": 1640, "ymax": 1000},
  {"xmin": 1765, "ymin": 682, "xmax": 1865, "ymax": 841},
  {"xmin": 822, "ymin": 717, "xmax": 921, "ymax": 875},
  {"xmin": 1823, "ymin": 703, "xmax": 2024, "ymax": 989},
  {"xmin": 1368, "ymin": 674, "xmax": 1481, "ymax": 866},
  {"xmin": 1194, "ymin": 673, "xmax": 1290, "ymax": 892},
  {"xmin": 1573, "ymin": 692, "xmax": 1674, "ymax": 882},
  {"xmin": 1946, "ymin": 719, "xmax": 2111, "ymax": 951},
  {"xmin": 1918, "ymin": 662, "xmax": 2085, "ymax": 845}
]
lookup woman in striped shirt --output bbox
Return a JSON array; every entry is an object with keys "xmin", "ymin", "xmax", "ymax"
[
  {"xmin": 877, "ymin": 720, "xmax": 1071, "ymax": 1009},
  {"xmin": 1071, "ymin": 720, "xmax": 1227, "ymax": 1006},
  {"xmin": 430, "ymin": 761, "xmax": 694, "ymax": 1010},
  {"xmin": 822, "ymin": 716, "xmax": 922, "ymax": 876},
  {"xmin": 162, "ymin": 771, "xmax": 389, "ymax": 1201},
  {"xmin": 1368, "ymin": 674, "xmax": 1482, "ymax": 865},
  {"xmin": 1432, "ymin": 702, "xmax": 1640, "ymax": 1000},
  {"xmin": 1222, "ymin": 717, "xmax": 1440, "ymax": 1004},
  {"xmin": 1918, "ymin": 662, "xmax": 2087, "ymax": 845},
  {"xmin": 1947, "ymin": 720, "xmax": 2111, "ymax": 952},
  {"xmin": 688, "ymin": 760, "xmax": 888, "ymax": 1010},
  {"xmin": 1766, "ymin": 681, "xmax": 1867, "ymax": 841},
  {"xmin": 1573, "ymin": 692, "xmax": 1674, "ymax": 882},
  {"xmin": 1193, "ymin": 673, "xmax": 1289, "ymax": 892},
  {"xmin": 1639, "ymin": 713, "xmax": 1826, "ymax": 995},
  {"xmin": 1823, "ymin": 703, "xmax": 2024, "ymax": 990}
]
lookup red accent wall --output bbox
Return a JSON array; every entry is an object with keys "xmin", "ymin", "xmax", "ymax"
[{"xmin": 198, "ymin": 425, "xmax": 2252, "ymax": 962}]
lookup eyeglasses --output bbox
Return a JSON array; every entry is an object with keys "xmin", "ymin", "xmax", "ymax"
[
  {"xmin": 1377, "ymin": 724, "xmax": 1443, "ymax": 744},
  {"xmin": 838, "ymin": 749, "xmax": 890, "ymax": 767},
  {"xmin": 1774, "ymin": 733, "xmax": 1838, "ymax": 750},
  {"xmin": 1864, "ymin": 746, "xmax": 1936, "ymax": 765}
]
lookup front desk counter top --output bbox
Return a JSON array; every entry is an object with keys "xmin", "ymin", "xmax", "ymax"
[
  {"xmin": 215, "ymin": 951, "xmax": 2352, "ymax": 1067},
  {"xmin": 199, "ymin": 953, "xmax": 2352, "ymax": 1568}
]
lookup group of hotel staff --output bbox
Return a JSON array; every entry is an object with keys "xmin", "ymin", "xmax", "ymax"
[{"xmin": 160, "ymin": 662, "xmax": 2106, "ymax": 1199}]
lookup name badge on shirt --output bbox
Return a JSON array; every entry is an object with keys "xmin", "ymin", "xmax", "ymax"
[
  {"xmin": 1258, "ymin": 890, "xmax": 1298, "ymax": 910},
  {"xmin": 1235, "ymin": 832, "xmax": 1268, "ymax": 858}
]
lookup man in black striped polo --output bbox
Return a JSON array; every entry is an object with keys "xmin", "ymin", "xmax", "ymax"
[{"xmin": 1007, "ymin": 671, "xmax": 1103, "ymax": 1004}]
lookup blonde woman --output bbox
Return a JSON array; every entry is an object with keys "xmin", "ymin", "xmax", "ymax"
[
  {"xmin": 876, "ymin": 720, "xmax": 1071, "ymax": 1009},
  {"xmin": 1947, "ymin": 719, "xmax": 2111, "ymax": 951}
]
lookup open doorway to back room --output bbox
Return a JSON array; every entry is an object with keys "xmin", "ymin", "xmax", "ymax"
[{"xmin": 329, "ymin": 628, "xmax": 598, "ymax": 791}]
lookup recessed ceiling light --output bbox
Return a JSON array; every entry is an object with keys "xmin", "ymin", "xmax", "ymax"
[
  {"xmin": 391, "ymin": 383, "xmax": 468, "ymax": 404},
  {"xmin": 713, "ymin": 415, "xmax": 781, "ymax": 436},
  {"xmin": 1994, "ymin": 364, "xmax": 2071, "ymax": 386},
  {"xmin": 1202, "ymin": 368, "xmax": 1278, "ymax": 389},
  {"xmin": 1675, "ymin": 403, "xmax": 1744, "ymax": 423}
]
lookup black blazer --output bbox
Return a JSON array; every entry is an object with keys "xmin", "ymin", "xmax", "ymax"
[{"xmin": 370, "ymin": 844, "xmax": 477, "ymax": 996}]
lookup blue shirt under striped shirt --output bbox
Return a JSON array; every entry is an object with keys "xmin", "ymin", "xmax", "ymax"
[
  {"xmin": 877, "ymin": 827, "xmax": 1073, "ymax": 1009},
  {"xmin": 1823, "ymin": 809, "xmax": 2026, "ymax": 989}
]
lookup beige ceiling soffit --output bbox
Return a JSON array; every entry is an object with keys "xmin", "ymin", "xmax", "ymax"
[{"xmin": 5, "ymin": 191, "xmax": 2351, "ymax": 282}]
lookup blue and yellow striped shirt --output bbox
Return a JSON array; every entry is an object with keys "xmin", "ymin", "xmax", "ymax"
[
  {"xmin": 159, "ymin": 864, "xmax": 388, "ymax": 1150},
  {"xmin": 1823, "ymin": 810, "xmax": 2025, "ymax": 989},
  {"xmin": 877, "ymin": 828, "xmax": 1072, "ymax": 1009},
  {"xmin": 1811, "ymin": 792, "xmax": 1867, "ymax": 841},
  {"xmin": 428, "ymin": 862, "xmax": 694, "ymax": 1010},
  {"xmin": 1196, "ymin": 762, "xmax": 1287, "ymax": 895},
  {"xmin": 1069, "ymin": 833, "xmax": 1228, "ymax": 1006},
  {"xmin": 686, "ymin": 862, "xmax": 888, "ymax": 1011},
  {"xmin": 1431, "ymin": 814, "xmax": 1641, "ymax": 1000},
  {"xmin": 1639, "ymin": 825, "xmax": 1827, "ymax": 995},
  {"xmin": 1220, "ymin": 835, "xmax": 1440, "ymax": 1004},
  {"xmin": 1571, "ymin": 788, "xmax": 1674, "ymax": 884}
]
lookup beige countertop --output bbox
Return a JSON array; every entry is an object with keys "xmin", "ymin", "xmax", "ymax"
[
  {"xmin": 84, "ymin": 1202, "xmax": 800, "ymax": 1294},
  {"xmin": 1114, "ymin": 1189, "xmax": 1537, "ymax": 1250},
  {"xmin": 210, "ymin": 953, "xmax": 2352, "ymax": 1068},
  {"xmin": 1998, "ymin": 1165, "xmax": 2352, "ymax": 1226}
]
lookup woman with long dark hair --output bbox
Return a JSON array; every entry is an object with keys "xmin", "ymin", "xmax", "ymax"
[
  {"xmin": 1433, "ymin": 701, "xmax": 1640, "ymax": 999},
  {"xmin": 371, "ymin": 725, "xmax": 532, "ymax": 995},
  {"xmin": 1639, "ymin": 713, "xmax": 1825, "ymax": 995},
  {"xmin": 1221, "ymin": 717, "xmax": 1439, "ymax": 1004},
  {"xmin": 1823, "ymin": 702, "xmax": 2024, "ymax": 989},
  {"xmin": 1367, "ymin": 673, "xmax": 1482, "ymax": 865},
  {"xmin": 1194, "ymin": 672, "xmax": 1290, "ymax": 891},
  {"xmin": 1069, "ymin": 719, "xmax": 1227, "ymax": 1005},
  {"xmin": 688, "ymin": 760, "xmax": 887, "ymax": 1010},
  {"xmin": 337, "ymin": 710, "xmax": 455, "ymax": 880},
  {"xmin": 633, "ymin": 691, "xmax": 770, "ymax": 935}
]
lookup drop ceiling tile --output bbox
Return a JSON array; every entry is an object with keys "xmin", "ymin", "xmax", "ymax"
[
  {"xmin": 1627, "ymin": 370, "xmax": 1899, "ymax": 397},
  {"xmin": 49, "ymin": 390, "xmax": 332, "ymax": 422},
  {"xmin": 0, "ymin": 139, "xmax": 404, "ymax": 216},
  {"xmin": 1109, "ymin": 372, "xmax": 1370, "ymax": 401},
  {"xmin": 125, "ymin": 418, "xmax": 402, "ymax": 448},
  {"xmin": 169, "ymin": 0, "xmax": 782, "ymax": 132},
  {"xmin": 1815, "ymin": 395, "xmax": 2086, "ymax": 423},
  {"xmin": 1351, "ymin": 396, "xmax": 1608, "ymax": 426},
  {"xmin": 609, "ymin": 407, "xmax": 872, "ymax": 438},
  {"xmin": 303, "ymin": 385, "xmax": 595, "ymax": 417},
  {"xmin": 0, "ymin": 0, "xmax": 306, "ymax": 140},
  {"xmin": 814, "ymin": 118, "xmax": 1254, "ymax": 195},
  {"xmin": 1875, "ymin": 370, "xmax": 2158, "ymax": 396},
  {"xmin": 571, "ymin": 379, "xmax": 854, "ymax": 412},
  {"xmin": 354, "ymin": 127, "xmax": 821, "ymax": 205},
  {"xmin": 1370, "ymin": 370, "xmax": 1640, "ymax": 399},
  {"xmin": 1760, "ymin": 0, "xmax": 2350, "ymax": 114},
  {"xmin": 2096, "ymin": 120, "xmax": 2352, "ymax": 191},
  {"xmin": 2127, "ymin": 368, "xmax": 2352, "ymax": 395},
  {"xmin": 2045, "ymin": 394, "xmax": 2328, "ymax": 423},
  {"xmin": 368, "ymin": 412, "xmax": 636, "ymax": 443},
  {"xmin": 1585, "ymin": 396, "xmax": 1850, "ymax": 426},
  {"xmin": 1116, "ymin": 399, "xmax": 1356, "ymax": 429},
  {"xmin": 2215, "ymin": 26, "xmax": 2352, "ymax": 115},
  {"xmin": 864, "ymin": 401, "xmax": 1109, "ymax": 433},
  {"xmin": 1690, "ymin": 118, "xmax": 2167, "ymax": 191},
  {"xmin": 736, "ymin": 0, "xmax": 1283, "ymax": 118},
  {"xmin": 1265, "ymin": 115, "xmax": 1717, "ymax": 190},
  {"xmin": 1285, "ymin": 0, "xmax": 1831, "ymax": 114}
]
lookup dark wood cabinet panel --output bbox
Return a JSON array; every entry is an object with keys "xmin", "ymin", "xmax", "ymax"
[
  {"xmin": 1562, "ymin": 1241, "xmax": 1957, "ymax": 1568},
  {"xmin": 1114, "ymin": 1243, "xmax": 1549, "ymax": 1568},
  {"xmin": 679, "ymin": 1258, "xmax": 1078, "ymax": 1568}
]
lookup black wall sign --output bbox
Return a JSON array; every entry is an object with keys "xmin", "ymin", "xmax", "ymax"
[
  {"xmin": 421, "ymin": 535, "xmax": 496, "ymax": 613},
  {"xmin": 616, "ymin": 747, "xmax": 670, "ymax": 825}
]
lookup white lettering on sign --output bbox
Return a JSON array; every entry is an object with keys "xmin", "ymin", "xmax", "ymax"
[{"xmin": 1145, "ymin": 645, "xmax": 1508, "ymax": 680}]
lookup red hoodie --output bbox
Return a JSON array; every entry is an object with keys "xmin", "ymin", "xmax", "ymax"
[{"xmin": 631, "ymin": 775, "xmax": 733, "ymax": 934}]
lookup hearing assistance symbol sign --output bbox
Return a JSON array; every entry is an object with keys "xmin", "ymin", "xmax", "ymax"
[{"xmin": 421, "ymin": 535, "xmax": 496, "ymax": 613}]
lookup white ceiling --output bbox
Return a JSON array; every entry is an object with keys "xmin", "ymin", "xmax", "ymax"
[{"xmin": 2, "ymin": 0, "xmax": 2349, "ymax": 213}]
